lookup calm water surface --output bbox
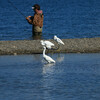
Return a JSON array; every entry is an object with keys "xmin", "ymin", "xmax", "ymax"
[
  {"xmin": 0, "ymin": 53, "xmax": 100, "ymax": 100},
  {"xmin": 0, "ymin": 0, "xmax": 100, "ymax": 40}
]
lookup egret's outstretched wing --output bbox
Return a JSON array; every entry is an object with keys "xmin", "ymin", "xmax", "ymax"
[
  {"xmin": 44, "ymin": 41, "xmax": 54, "ymax": 46},
  {"xmin": 41, "ymin": 40, "xmax": 54, "ymax": 49}
]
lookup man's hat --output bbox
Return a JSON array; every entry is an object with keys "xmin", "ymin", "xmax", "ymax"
[{"xmin": 32, "ymin": 4, "xmax": 40, "ymax": 10}]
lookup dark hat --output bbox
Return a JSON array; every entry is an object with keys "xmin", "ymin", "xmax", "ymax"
[{"xmin": 32, "ymin": 4, "xmax": 40, "ymax": 10}]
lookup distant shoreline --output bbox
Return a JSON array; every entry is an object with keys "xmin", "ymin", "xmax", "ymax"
[{"xmin": 0, "ymin": 37, "xmax": 100, "ymax": 55}]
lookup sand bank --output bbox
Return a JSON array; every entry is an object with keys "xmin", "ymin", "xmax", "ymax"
[{"xmin": 0, "ymin": 37, "xmax": 100, "ymax": 55}]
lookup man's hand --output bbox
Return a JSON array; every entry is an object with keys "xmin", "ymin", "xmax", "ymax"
[
  {"xmin": 26, "ymin": 16, "xmax": 32, "ymax": 20},
  {"xmin": 28, "ymin": 16, "xmax": 31, "ymax": 18}
]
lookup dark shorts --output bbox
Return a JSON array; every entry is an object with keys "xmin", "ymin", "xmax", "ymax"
[
  {"xmin": 32, "ymin": 32, "xmax": 42, "ymax": 40},
  {"xmin": 33, "ymin": 32, "xmax": 42, "ymax": 36}
]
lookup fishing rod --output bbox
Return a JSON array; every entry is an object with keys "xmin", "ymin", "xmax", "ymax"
[{"xmin": 8, "ymin": 0, "xmax": 26, "ymax": 18}]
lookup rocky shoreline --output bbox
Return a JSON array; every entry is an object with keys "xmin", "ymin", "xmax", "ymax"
[{"xmin": 0, "ymin": 37, "xmax": 100, "ymax": 55}]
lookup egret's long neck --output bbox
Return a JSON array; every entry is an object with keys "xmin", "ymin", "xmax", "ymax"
[{"xmin": 43, "ymin": 47, "xmax": 46, "ymax": 56}]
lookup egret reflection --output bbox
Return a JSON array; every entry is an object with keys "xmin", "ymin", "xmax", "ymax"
[
  {"xmin": 44, "ymin": 63, "xmax": 55, "ymax": 67},
  {"xmin": 42, "ymin": 63, "xmax": 55, "ymax": 74},
  {"xmin": 56, "ymin": 55, "xmax": 64, "ymax": 62}
]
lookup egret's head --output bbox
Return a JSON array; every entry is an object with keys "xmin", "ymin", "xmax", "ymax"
[
  {"xmin": 40, "ymin": 40, "xmax": 45, "ymax": 46},
  {"xmin": 40, "ymin": 40, "xmax": 43, "ymax": 43},
  {"xmin": 54, "ymin": 35, "xmax": 57, "ymax": 40}
]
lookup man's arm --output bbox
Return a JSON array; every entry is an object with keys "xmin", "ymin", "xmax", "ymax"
[{"xmin": 26, "ymin": 16, "xmax": 33, "ymax": 24}]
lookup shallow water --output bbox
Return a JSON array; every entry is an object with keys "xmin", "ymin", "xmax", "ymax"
[
  {"xmin": 0, "ymin": 53, "xmax": 100, "ymax": 100},
  {"xmin": 0, "ymin": 0, "xmax": 100, "ymax": 40}
]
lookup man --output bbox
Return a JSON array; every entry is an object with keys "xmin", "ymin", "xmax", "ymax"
[{"xmin": 26, "ymin": 4, "xmax": 44, "ymax": 38}]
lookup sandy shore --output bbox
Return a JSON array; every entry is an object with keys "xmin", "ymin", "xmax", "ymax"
[{"xmin": 0, "ymin": 37, "xmax": 100, "ymax": 55}]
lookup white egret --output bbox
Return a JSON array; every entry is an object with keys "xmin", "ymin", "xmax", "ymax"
[
  {"xmin": 43, "ymin": 46, "xmax": 55, "ymax": 63},
  {"xmin": 54, "ymin": 35, "xmax": 64, "ymax": 45},
  {"xmin": 41, "ymin": 40, "xmax": 54, "ymax": 49}
]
